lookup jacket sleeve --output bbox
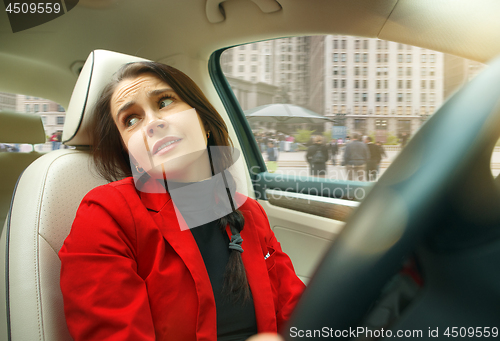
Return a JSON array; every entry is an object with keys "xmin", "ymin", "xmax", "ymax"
[
  {"xmin": 59, "ymin": 185, "xmax": 155, "ymax": 341},
  {"xmin": 254, "ymin": 201, "xmax": 306, "ymax": 332}
]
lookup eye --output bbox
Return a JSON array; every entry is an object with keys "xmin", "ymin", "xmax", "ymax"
[
  {"xmin": 159, "ymin": 96, "xmax": 174, "ymax": 109},
  {"xmin": 125, "ymin": 116, "xmax": 140, "ymax": 128}
]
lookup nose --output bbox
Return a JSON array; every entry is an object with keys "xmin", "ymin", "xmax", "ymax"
[{"xmin": 145, "ymin": 118, "xmax": 167, "ymax": 137}]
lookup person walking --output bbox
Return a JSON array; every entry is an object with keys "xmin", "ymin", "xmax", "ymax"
[
  {"xmin": 56, "ymin": 131, "xmax": 63, "ymax": 149},
  {"xmin": 262, "ymin": 133, "xmax": 269, "ymax": 152},
  {"xmin": 364, "ymin": 136, "xmax": 382, "ymax": 181},
  {"xmin": 306, "ymin": 136, "xmax": 328, "ymax": 178},
  {"xmin": 329, "ymin": 138, "xmax": 338, "ymax": 165},
  {"xmin": 50, "ymin": 132, "xmax": 59, "ymax": 150},
  {"xmin": 376, "ymin": 141, "xmax": 387, "ymax": 175},
  {"xmin": 278, "ymin": 132, "xmax": 286, "ymax": 152},
  {"xmin": 343, "ymin": 133, "xmax": 370, "ymax": 181},
  {"xmin": 266, "ymin": 141, "xmax": 279, "ymax": 173},
  {"xmin": 255, "ymin": 133, "xmax": 263, "ymax": 153},
  {"xmin": 400, "ymin": 132, "xmax": 409, "ymax": 148}
]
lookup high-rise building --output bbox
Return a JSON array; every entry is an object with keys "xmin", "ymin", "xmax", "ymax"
[
  {"xmin": 222, "ymin": 36, "xmax": 486, "ymax": 140},
  {"xmin": 307, "ymin": 36, "xmax": 326, "ymax": 118},
  {"xmin": 221, "ymin": 37, "xmax": 310, "ymax": 110},
  {"xmin": 443, "ymin": 54, "xmax": 486, "ymax": 99},
  {"xmin": 320, "ymin": 36, "xmax": 444, "ymax": 141}
]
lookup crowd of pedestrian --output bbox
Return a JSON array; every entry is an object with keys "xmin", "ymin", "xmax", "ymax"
[
  {"xmin": 254, "ymin": 132, "xmax": 299, "ymax": 173},
  {"xmin": 255, "ymin": 132, "xmax": 297, "ymax": 154},
  {"xmin": 252, "ymin": 130, "xmax": 410, "ymax": 180},
  {"xmin": 303, "ymin": 133, "xmax": 388, "ymax": 181}
]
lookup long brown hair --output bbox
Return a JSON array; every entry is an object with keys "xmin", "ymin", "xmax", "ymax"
[{"xmin": 89, "ymin": 62, "xmax": 249, "ymax": 301}]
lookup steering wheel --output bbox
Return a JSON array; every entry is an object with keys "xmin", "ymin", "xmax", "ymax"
[{"xmin": 284, "ymin": 56, "xmax": 500, "ymax": 340}]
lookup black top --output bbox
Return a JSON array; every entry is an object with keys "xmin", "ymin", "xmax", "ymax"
[
  {"xmin": 305, "ymin": 143, "xmax": 329, "ymax": 164},
  {"xmin": 191, "ymin": 221, "xmax": 258, "ymax": 340},
  {"xmin": 168, "ymin": 179, "xmax": 258, "ymax": 341}
]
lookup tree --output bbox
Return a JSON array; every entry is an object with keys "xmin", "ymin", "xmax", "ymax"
[{"xmin": 294, "ymin": 129, "xmax": 315, "ymax": 144}]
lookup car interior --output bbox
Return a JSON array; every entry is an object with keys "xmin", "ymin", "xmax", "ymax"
[{"xmin": 1, "ymin": 0, "xmax": 500, "ymax": 340}]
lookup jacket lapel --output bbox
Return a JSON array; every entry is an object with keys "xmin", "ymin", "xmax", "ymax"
[{"xmin": 139, "ymin": 189, "xmax": 217, "ymax": 340}]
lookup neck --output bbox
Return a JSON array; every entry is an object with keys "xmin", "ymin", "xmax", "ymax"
[{"xmin": 168, "ymin": 149, "xmax": 213, "ymax": 183}]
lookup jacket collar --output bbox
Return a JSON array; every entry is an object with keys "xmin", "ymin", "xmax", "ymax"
[{"xmin": 136, "ymin": 180, "xmax": 172, "ymax": 213}]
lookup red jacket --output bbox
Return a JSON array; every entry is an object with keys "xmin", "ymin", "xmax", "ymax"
[{"xmin": 59, "ymin": 177, "xmax": 305, "ymax": 340}]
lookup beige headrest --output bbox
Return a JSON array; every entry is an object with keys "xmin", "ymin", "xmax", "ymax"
[
  {"xmin": 0, "ymin": 110, "xmax": 45, "ymax": 144},
  {"xmin": 62, "ymin": 50, "xmax": 150, "ymax": 146}
]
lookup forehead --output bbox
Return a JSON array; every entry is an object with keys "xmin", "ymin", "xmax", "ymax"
[{"xmin": 111, "ymin": 74, "xmax": 170, "ymax": 108}]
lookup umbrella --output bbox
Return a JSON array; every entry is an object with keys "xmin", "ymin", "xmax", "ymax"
[{"xmin": 244, "ymin": 104, "xmax": 333, "ymax": 124}]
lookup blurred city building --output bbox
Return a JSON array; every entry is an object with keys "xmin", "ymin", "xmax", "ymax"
[
  {"xmin": 444, "ymin": 54, "xmax": 486, "ymax": 99},
  {"xmin": 221, "ymin": 36, "xmax": 481, "ymax": 141},
  {"xmin": 0, "ymin": 92, "xmax": 17, "ymax": 112}
]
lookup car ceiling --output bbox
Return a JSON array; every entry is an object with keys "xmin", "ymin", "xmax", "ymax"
[{"xmin": 1, "ymin": 0, "xmax": 500, "ymax": 108}]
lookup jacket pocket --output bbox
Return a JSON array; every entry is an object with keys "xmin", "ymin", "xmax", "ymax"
[{"xmin": 265, "ymin": 246, "xmax": 276, "ymax": 271}]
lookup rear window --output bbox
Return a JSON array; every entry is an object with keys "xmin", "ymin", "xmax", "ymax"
[{"xmin": 0, "ymin": 92, "xmax": 67, "ymax": 153}]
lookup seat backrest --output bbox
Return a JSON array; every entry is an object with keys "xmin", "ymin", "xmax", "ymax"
[
  {"xmin": 0, "ymin": 149, "xmax": 108, "ymax": 340},
  {"xmin": 0, "ymin": 50, "xmax": 149, "ymax": 340},
  {"xmin": 0, "ymin": 110, "xmax": 46, "ymax": 232}
]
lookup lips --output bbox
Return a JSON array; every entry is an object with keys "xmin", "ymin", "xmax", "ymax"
[{"xmin": 152, "ymin": 136, "xmax": 182, "ymax": 155}]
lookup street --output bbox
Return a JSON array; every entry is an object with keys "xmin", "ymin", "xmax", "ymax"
[{"xmin": 264, "ymin": 148, "xmax": 500, "ymax": 179}]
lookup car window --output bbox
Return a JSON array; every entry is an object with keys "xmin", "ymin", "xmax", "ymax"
[
  {"xmin": 213, "ymin": 36, "xmax": 487, "ymax": 223},
  {"xmin": 0, "ymin": 92, "xmax": 67, "ymax": 153},
  {"xmin": 219, "ymin": 36, "xmax": 485, "ymax": 183}
]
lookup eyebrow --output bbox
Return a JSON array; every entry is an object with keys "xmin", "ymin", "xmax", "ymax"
[
  {"xmin": 116, "ymin": 101, "xmax": 136, "ymax": 119},
  {"xmin": 147, "ymin": 88, "xmax": 174, "ymax": 97},
  {"xmin": 115, "ymin": 88, "xmax": 175, "ymax": 119}
]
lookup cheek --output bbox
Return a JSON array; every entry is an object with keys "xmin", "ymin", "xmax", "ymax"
[
  {"xmin": 186, "ymin": 110, "xmax": 207, "ymax": 149},
  {"xmin": 197, "ymin": 115, "xmax": 207, "ymax": 135},
  {"xmin": 169, "ymin": 108, "xmax": 207, "ymax": 149},
  {"xmin": 126, "ymin": 130, "xmax": 153, "ymax": 171}
]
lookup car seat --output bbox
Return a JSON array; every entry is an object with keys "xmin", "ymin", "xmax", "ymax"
[
  {"xmin": 0, "ymin": 111, "xmax": 45, "ymax": 233},
  {"xmin": 0, "ymin": 50, "xmax": 149, "ymax": 340}
]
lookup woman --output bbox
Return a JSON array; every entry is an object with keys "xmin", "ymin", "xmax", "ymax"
[
  {"xmin": 59, "ymin": 62, "xmax": 304, "ymax": 341},
  {"xmin": 306, "ymin": 135, "xmax": 329, "ymax": 178}
]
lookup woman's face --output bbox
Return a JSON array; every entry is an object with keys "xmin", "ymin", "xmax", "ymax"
[{"xmin": 110, "ymin": 73, "xmax": 212, "ymax": 182}]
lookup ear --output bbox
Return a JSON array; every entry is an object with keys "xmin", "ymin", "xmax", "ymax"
[{"xmin": 128, "ymin": 153, "xmax": 138, "ymax": 167}]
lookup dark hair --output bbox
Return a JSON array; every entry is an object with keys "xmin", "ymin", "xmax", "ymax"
[
  {"xmin": 89, "ymin": 61, "xmax": 249, "ymax": 301},
  {"xmin": 366, "ymin": 136, "xmax": 373, "ymax": 142}
]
